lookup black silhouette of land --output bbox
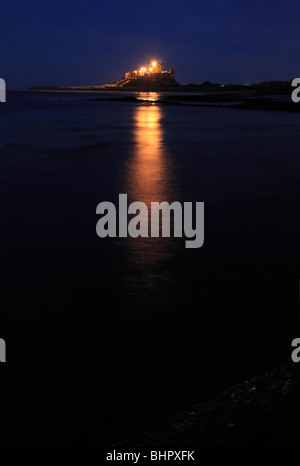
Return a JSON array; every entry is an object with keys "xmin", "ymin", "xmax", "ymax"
[{"xmin": 29, "ymin": 78, "xmax": 298, "ymax": 113}]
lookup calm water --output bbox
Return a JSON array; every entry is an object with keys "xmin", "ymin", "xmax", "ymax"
[{"xmin": 1, "ymin": 90, "xmax": 300, "ymax": 444}]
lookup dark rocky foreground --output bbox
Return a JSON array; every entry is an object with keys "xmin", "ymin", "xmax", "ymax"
[{"xmin": 119, "ymin": 361, "xmax": 300, "ymax": 446}]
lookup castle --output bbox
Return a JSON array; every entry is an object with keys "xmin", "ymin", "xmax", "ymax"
[{"xmin": 124, "ymin": 61, "xmax": 175, "ymax": 80}]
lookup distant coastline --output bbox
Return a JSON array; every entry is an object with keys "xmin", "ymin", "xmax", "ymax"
[
  {"xmin": 29, "ymin": 79, "xmax": 292, "ymax": 94},
  {"xmin": 28, "ymin": 79, "xmax": 299, "ymax": 113}
]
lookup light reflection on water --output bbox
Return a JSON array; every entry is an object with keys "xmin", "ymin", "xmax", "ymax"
[
  {"xmin": 129, "ymin": 104, "xmax": 171, "ymax": 202},
  {"xmin": 116, "ymin": 103, "xmax": 182, "ymax": 294},
  {"xmin": 135, "ymin": 92, "xmax": 160, "ymax": 102}
]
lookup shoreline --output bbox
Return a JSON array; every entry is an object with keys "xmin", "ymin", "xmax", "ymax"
[
  {"xmin": 24, "ymin": 82, "xmax": 299, "ymax": 113},
  {"xmin": 28, "ymin": 79, "xmax": 293, "ymax": 94},
  {"xmin": 84, "ymin": 93, "xmax": 299, "ymax": 113}
]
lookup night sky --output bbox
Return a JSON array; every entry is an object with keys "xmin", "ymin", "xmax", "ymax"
[{"xmin": 1, "ymin": 0, "xmax": 299, "ymax": 90}]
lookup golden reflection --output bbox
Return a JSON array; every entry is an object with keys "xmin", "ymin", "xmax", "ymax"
[
  {"xmin": 119, "ymin": 103, "xmax": 179, "ymax": 269},
  {"xmin": 136, "ymin": 92, "xmax": 160, "ymax": 102},
  {"xmin": 128, "ymin": 104, "xmax": 170, "ymax": 205},
  {"xmin": 115, "ymin": 103, "xmax": 180, "ymax": 298}
]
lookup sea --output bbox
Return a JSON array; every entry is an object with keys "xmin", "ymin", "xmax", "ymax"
[{"xmin": 0, "ymin": 90, "xmax": 299, "ymax": 445}]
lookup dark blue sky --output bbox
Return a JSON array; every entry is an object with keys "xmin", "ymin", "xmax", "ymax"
[{"xmin": 1, "ymin": 0, "xmax": 299, "ymax": 89}]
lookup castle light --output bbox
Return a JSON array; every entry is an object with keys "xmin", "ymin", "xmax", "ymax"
[{"xmin": 125, "ymin": 61, "xmax": 175, "ymax": 79}]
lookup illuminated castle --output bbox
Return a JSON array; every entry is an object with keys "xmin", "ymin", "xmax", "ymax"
[{"xmin": 125, "ymin": 61, "xmax": 175, "ymax": 79}]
